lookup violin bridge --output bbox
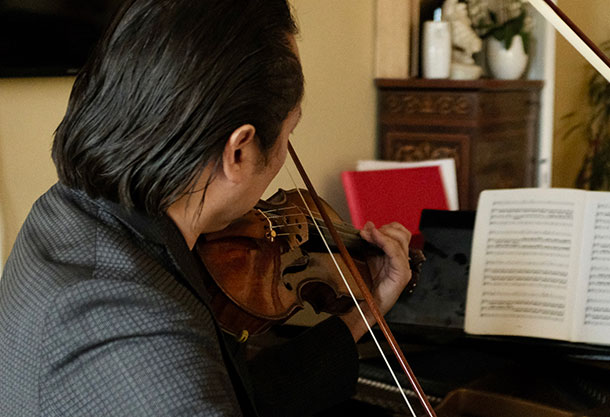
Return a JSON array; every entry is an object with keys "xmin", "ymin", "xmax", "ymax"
[
  {"xmin": 260, "ymin": 207, "xmax": 309, "ymax": 250},
  {"xmin": 257, "ymin": 209, "xmax": 278, "ymax": 242}
]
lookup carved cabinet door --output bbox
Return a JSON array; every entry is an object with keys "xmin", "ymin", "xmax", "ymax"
[{"xmin": 377, "ymin": 79, "xmax": 543, "ymax": 210}]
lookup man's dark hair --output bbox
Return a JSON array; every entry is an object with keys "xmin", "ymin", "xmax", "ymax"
[{"xmin": 53, "ymin": 0, "xmax": 304, "ymax": 215}]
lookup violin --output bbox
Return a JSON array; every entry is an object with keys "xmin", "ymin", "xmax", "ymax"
[{"xmin": 196, "ymin": 188, "xmax": 425, "ymax": 339}]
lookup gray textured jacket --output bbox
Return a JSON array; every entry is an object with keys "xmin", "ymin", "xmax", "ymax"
[{"xmin": 0, "ymin": 183, "xmax": 358, "ymax": 416}]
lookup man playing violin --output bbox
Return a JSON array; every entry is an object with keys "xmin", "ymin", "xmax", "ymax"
[{"xmin": 0, "ymin": 0, "xmax": 413, "ymax": 416}]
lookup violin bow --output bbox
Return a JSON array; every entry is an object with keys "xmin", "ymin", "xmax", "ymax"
[
  {"xmin": 526, "ymin": 0, "xmax": 610, "ymax": 82},
  {"xmin": 287, "ymin": 142, "xmax": 437, "ymax": 417}
]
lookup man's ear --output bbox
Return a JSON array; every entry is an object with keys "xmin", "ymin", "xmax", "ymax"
[{"xmin": 222, "ymin": 124, "xmax": 257, "ymax": 183}]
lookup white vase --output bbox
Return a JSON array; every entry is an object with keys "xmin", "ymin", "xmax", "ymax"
[{"xmin": 486, "ymin": 35, "xmax": 529, "ymax": 80}]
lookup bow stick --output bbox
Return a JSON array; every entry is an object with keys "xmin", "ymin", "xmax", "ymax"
[
  {"xmin": 287, "ymin": 141, "xmax": 437, "ymax": 417},
  {"xmin": 527, "ymin": 0, "xmax": 610, "ymax": 82}
]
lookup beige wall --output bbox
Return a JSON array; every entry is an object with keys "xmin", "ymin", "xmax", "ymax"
[
  {"xmin": 0, "ymin": 77, "xmax": 73, "ymax": 264},
  {"xmin": 0, "ymin": 0, "xmax": 376, "ymax": 264},
  {"xmin": 268, "ymin": 0, "xmax": 376, "ymax": 216},
  {"xmin": 552, "ymin": 0, "xmax": 610, "ymax": 187}
]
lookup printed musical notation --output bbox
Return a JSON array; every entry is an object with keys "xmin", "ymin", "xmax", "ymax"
[
  {"xmin": 478, "ymin": 199, "xmax": 575, "ymax": 322},
  {"xmin": 585, "ymin": 203, "xmax": 610, "ymax": 326},
  {"xmin": 465, "ymin": 188, "xmax": 610, "ymax": 345}
]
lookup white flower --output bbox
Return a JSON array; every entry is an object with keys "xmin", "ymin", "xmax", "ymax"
[
  {"xmin": 466, "ymin": 0, "xmax": 530, "ymax": 34},
  {"xmin": 467, "ymin": 0, "xmax": 492, "ymax": 36},
  {"xmin": 506, "ymin": 0, "xmax": 526, "ymax": 20}
]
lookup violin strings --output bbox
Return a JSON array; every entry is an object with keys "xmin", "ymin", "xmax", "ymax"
[
  {"xmin": 260, "ymin": 205, "xmax": 357, "ymax": 233},
  {"xmin": 260, "ymin": 207, "xmax": 360, "ymax": 238},
  {"xmin": 283, "ymin": 166, "xmax": 418, "ymax": 417},
  {"xmin": 267, "ymin": 215, "xmax": 361, "ymax": 241},
  {"xmin": 263, "ymin": 210, "xmax": 355, "ymax": 233},
  {"xmin": 270, "ymin": 222, "xmax": 305, "ymax": 229}
]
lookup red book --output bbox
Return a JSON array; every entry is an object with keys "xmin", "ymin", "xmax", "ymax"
[{"xmin": 341, "ymin": 166, "xmax": 449, "ymax": 247}]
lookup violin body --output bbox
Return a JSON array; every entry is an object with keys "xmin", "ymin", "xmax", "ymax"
[{"xmin": 196, "ymin": 189, "xmax": 374, "ymax": 337}]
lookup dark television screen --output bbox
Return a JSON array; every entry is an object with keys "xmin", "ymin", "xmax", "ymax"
[{"xmin": 0, "ymin": 0, "xmax": 123, "ymax": 77}]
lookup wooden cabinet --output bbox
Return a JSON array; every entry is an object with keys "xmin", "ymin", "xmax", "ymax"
[{"xmin": 376, "ymin": 78, "xmax": 543, "ymax": 210}]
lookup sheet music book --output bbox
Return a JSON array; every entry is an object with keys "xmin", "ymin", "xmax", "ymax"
[
  {"xmin": 356, "ymin": 158, "xmax": 459, "ymax": 210},
  {"xmin": 341, "ymin": 165, "xmax": 449, "ymax": 245},
  {"xmin": 465, "ymin": 188, "xmax": 610, "ymax": 346}
]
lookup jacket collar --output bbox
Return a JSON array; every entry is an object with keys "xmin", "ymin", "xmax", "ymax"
[{"xmin": 63, "ymin": 184, "xmax": 212, "ymax": 304}]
